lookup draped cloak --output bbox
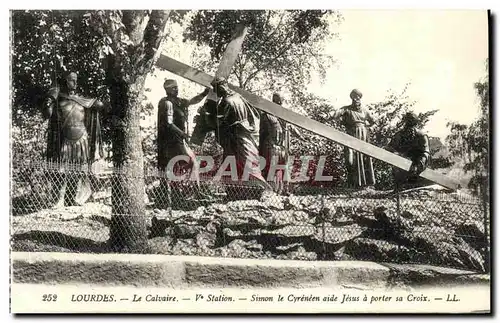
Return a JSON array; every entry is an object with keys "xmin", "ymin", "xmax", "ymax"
[
  {"xmin": 217, "ymin": 92, "xmax": 269, "ymax": 191},
  {"xmin": 45, "ymin": 87, "xmax": 103, "ymax": 164},
  {"xmin": 45, "ymin": 87, "xmax": 103, "ymax": 206},
  {"xmin": 338, "ymin": 104, "xmax": 376, "ymax": 188},
  {"xmin": 259, "ymin": 112, "xmax": 288, "ymax": 193}
]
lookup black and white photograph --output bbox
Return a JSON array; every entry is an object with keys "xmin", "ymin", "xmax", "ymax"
[{"xmin": 8, "ymin": 8, "xmax": 491, "ymax": 314}]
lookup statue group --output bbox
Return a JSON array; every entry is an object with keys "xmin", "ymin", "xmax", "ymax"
[{"xmin": 42, "ymin": 71, "xmax": 431, "ymax": 208}]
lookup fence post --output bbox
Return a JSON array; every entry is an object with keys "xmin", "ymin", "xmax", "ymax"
[
  {"xmin": 320, "ymin": 194, "xmax": 326, "ymax": 261},
  {"xmin": 166, "ymin": 173, "xmax": 173, "ymax": 218},
  {"xmin": 395, "ymin": 182, "xmax": 401, "ymax": 263},
  {"xmin": 482, "ymin": 177, "xmax": 490, "ymax": 273}
]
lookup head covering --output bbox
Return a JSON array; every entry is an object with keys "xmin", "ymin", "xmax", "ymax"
[
  {"xmin": 350, "ymin": 89, "xmax": 363, "ymax": 99},
  {"xmin": 402, "ymin": 111, "xmax": 419, "ymax": 126},
  {"xmin": 211, "ymin": 76, "xmax": 227, "ymax": 88},
  {"xmin": 272, "ymin": 93, "xmax": 283, "ymax": 104},
  {"xmin": 163, "ymin": 79, "xmax": 178, "ymax": 90},
  {"xmin": 65, "ymin": 71, "xmax": 78, "ymax": 82}
]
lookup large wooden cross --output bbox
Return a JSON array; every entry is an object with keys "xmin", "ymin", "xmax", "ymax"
[{"xmin": 155, "ymin": 30, "xmax": 461, "ymax": 191}]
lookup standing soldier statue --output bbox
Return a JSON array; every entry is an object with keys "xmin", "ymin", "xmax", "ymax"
[
  {"xmin": 260, "ymin": 93, "xmax": 304, "ymax": 194},
  {"xmin": 332, "ymin": 89, "xmax": 376, "ymax": 188},
  {"xmin": 157, "ymin": 79, "xmax": 209, "ymax": 201},
  {"xmin": 43, "ymin": 71, "xmax": 105, "ymax": 208},
  {"xmin": 387, "ymin": 111, "xmax": 431, "ymax": 190}
]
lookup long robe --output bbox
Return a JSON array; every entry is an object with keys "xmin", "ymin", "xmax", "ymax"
[
  {"xmin": 338, "ymin": 104, "xmax": 376, "ymax": 188},
  {"xmin": 218, "ymin": 92, "xmax": 270, "ymax": 196},
  {"xmin": 259, "ymin": 112, "xmax": 288, "ymax": 193}
]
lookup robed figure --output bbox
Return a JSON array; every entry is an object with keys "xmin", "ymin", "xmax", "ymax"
[
  {"xmin": 43, "ymin": 71, "xmax": 104, "ymax": 207},
  {"xmin": 259, "ymin": 93, "xmax": 303, "ymax": 194},
  {"xmin": 333, "ymin": 89, "xmax": 376, "ymax": 188},
  {"xmin": 211, "ymin": 77, "xmax": 271, "ymax": 200}
]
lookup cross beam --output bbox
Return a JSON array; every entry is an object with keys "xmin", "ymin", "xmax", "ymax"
[{"xmin": 155, "ymin": 55, "xmax": 461, "ymax": 190}]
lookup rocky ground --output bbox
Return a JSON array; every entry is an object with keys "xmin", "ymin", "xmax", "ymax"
[{"xmin": 11, "ymin": 186, "xmax": 488, "ymax": 272}]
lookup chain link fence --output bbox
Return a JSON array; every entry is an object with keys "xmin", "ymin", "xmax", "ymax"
[{"xmin": 10, "ymin": 160, "xmax": 489, "ymax": 273}]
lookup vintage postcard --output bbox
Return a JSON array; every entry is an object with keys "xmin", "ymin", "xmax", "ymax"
[{"xmin": 9, "ymin": 8, "xmax": 490, "ymax": 314}]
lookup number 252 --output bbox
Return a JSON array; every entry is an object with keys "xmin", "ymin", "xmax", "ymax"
[{"xmin": 42, "ymin": 294, "xmax": 57, "ymax": 302}]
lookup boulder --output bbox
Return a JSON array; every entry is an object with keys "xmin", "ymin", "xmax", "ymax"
[
  {"xmin": 454, "ymin": 220, "xmax": 487, "ymax": 251},
  {"xmin": 313, "ymin": 223, "xmax": 365, "ymax": 246},
  {"xmin": 269, "ymin": 210, "xmax": 311, "ymax": 226},
  {"xmin": 277, "ymin": 246, "xmax": 317, "ymax": 261},
  {"xmin": 215, "ymin": 239, "xmax": 265, "ymax": 259},
  {"xmin": 262, "ymin": 224, "xmax": 316, "ymax": 237},
  {"xmin": 345, "ymin": 238, "xmax": 411, "ymax": 262},
  {"xmin": 275, "ymin": 243, "xmax": 303, "ymax": 253},
  {"xmin": 172, "ymin": 224, "xmax": 204, "ymax": 239},
  {"xmin": 401, "ymin": 226, "xmax": 486, "ymax": 271},
  {"xmin": 370, "ymin": 206, "xmax": 413, "ymax": 242}
]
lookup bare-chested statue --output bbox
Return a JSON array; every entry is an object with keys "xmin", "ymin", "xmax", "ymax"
[
  {"xmin": 260, "ymin": 93, "xmax": 304, "ymax": 194},
  {"xmin": 157, "ymin": 79, "xmax": 209, "ymax": 199},
  {"xmin": 333, "ymin": 89, "xmax": 376, "ymax": 188},
  {"xmin": 43, "ymin": 71, "xmax": 105, "ymax": 207}
]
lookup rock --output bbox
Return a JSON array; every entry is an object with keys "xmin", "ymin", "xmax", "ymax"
[
  {"xmin": 293, "ymin": 211, "xmax": 310, "ymax": 223},
  {"xmin": 173, "ymin": 224, "xmax": 203, "ymax": 239},
  {"xmin": 245, "ymin": 240, "xmax": 263, "ymax": 252},
  {"xmin": 270, "ymin": 210, "xmax": 310, "ymax": 226},
  {"xmin": 195, "ymin": 232, "xmax": 216, "ymax": 249},
  {"xmin": 314, "ymin": 223, "xmax": 365, "ymax": 245},
  {"xmin": 401, "ymin": 226, "xmax": 486, "ymax": 271},
  {"xmin": 275, "ymin": 243, "xmax": 303, "ymax": 253},
  {"xmin": 345, "ymin": 238, "xmax": 411, "ymax": 262},
  {"xmin": 222, "ymin": 228, "xmax": 262, "ymax": 242},
  {"xmin": 262, "ymin": 224, "xmax": 315, "ymax": 237},
  {"xmin": 371, "ymin": 206, "xmax": 413, "ymax": 241},
  {"xmin": 227, "ymin": 200, "xmax": 263, "ymax": 212},
  {"xmin": 454, "ymin": 238, "xmax": 486, "ymax": 272},
  {"xmin": 170, "ymin": 239, "xmax": 197, "ymax": 256},
  {"xmin": 455, "ymin": 220, "xmax": 487, "ymax": 250},
  {"xmin": 260, "ymin": 191, "xmax": 284, "ymax": 210},
  {"xmin": 60, "ymin": 213, "xmax": 83, "ymax": 221},
  {"xmin": 270, "ymin": 211, "xmax": 295, "ymax": 226},
  {"xmin": 277, "ymin": 246, "xmax": 317, "ymax": 261},
  {"xmin": 283, "ymin": 195, "xmax": 303, "ymax": 210},
  {"xmin": 148, "ymin": 236, "xmax": 174, "ymax": 254},
  {"xmin": 192, "ymin": 206, "xmax": 206, "ymax": 219},
  {"xmin": 211, "ymin": 203, "xmax": 228, "ymax": 213},
  {"xmin": 221, "ymin": 210, "xmax": 269, "ymax": 227},
  {"xmin": 215, "ymin": 239, "xmax": 264, "ymax": 259}
]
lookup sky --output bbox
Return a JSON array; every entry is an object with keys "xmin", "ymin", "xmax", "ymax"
[
  {"xmin": 144, "ymin": 10, "xmax": 489, "ymax": 142},
  {"xmin": 309, "ymin": 10, "xmax": 489, "ymax": 140}
]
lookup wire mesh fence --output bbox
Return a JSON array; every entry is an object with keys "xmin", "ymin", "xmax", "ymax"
[{"xmin": 10, "ymin": 160, "xmax": 490, "ymax": 273}]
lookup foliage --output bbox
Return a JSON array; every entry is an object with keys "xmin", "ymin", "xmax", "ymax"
[
  {"xmin": 367, "ymin": 85, "xmax": 438, "ymax": 189},
  {"xmin": 445, "ymin": 60, "xmax": 489, "ymax": 196},
  {"xmin": 11, "ymin": 10, "xmax": 109, "ymax": 164},
  {"xmin": 446, "ymin": 122, "xmax": 470, "ymax": 162},
  {"xmin": 183, "ymin": 10, "xmax": 342, "ymax": 100},
  {"xmin": 464, "ymin": 60, "xmax": 489, "ymax": 196}
]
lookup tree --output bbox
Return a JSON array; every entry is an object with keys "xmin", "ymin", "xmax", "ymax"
[
  {"xmin": 464, "ymin": 60, "xmax": 489, "ymax": 197},
  {"xmin": 11, "ymin": 10, "xmax": 171, "ymax": 252},
  {"xmin": 183, "ymin": 10, "xmax": 342, "ymax": 100},
  {"xmin": 85, "ymin": 10, "xmax": 170, "ymax": 251},
  {"xmin": 446, "ymin": 122, "xmax": 470, "ymax": 162}
]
